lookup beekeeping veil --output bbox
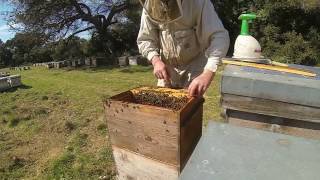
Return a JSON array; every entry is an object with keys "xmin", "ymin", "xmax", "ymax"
[{"xmin": 139, "ymin": 0, "xmax": 183, "ymax": 23}]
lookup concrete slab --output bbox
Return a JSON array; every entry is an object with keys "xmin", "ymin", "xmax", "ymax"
[
  {"xmin": 8, "ymin": 75, "xmax": 22, "ymax": 88},
  {"xmin": 0, "ymin": 77, "xmax": 9, "ymax": 91},
  {"xmin": 0, "ymin": 75, "xmax": 22, "ymax": 92}
]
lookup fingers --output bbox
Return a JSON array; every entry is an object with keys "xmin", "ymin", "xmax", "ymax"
[
  {"xmin": 198, "ymin": 85, "xmax": 203, "ymax": 97},
  {"xmin": 188, "ymin": 82, "xmax": 207, "ymax": 97},
  {"xmin": 188, "ymin": 82, "xmax": 198, "ymax": 97},
  {"xmin": 202, "ymin": 86, "xmax": 207, "ymax": 96},
  {"xmin": 199, "ymin": 85, "xmax": 207, "ymax": 97},
  {"xmin": 152, "ymin": 58, "xmax": 170, "ymax": 81},
  {"xmin": 154, "ymin": 68, "xmax": 169, "ymax": 80},
  {"xmin": 162, "ymin": 70, "xmax": 169, "ymax": 81},
  {"xmin": 156, "ymin": 72, "xmax": 164, "ymax": 79}
]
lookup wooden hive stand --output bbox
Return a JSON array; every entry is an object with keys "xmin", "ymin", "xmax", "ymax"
[{"xmin": 104, "ymin": 87, "xmax": 204, "ymax": 180}]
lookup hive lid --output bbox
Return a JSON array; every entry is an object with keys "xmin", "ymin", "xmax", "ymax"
[
  {"xmin": 181, "ymin": 122, "xmax": 320, "ymax": 180},
  {"xmin": 221, "ymin": 65, "xmax": 320, "ymax": 108}
]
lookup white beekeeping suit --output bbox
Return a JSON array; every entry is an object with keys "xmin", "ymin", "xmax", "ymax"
[{"xmin": 137, "ymin": 0, "xmax": 229, "ymax": 88}]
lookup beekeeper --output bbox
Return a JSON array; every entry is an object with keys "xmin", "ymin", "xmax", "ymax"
[{"xmin": 137, "ymin": 0, "xmax": 230, "ymax": 97}]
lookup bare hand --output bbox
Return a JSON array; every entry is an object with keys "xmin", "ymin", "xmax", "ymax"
[
  {"xmin": 188, "ymin": 70, "xmax": 215, "ymax": 97},
  {"xmin": 151, "ymin": 56, "xmax": 170, "ymax": 81}
]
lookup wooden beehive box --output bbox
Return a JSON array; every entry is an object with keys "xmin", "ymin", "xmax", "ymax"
[
  {"xmin": 221, "ymin": 65, "xmax": 320, "ymax": 140},
  {"xmin": 104, "ymin": 87, "xmax": 204, "ymax": 180}
]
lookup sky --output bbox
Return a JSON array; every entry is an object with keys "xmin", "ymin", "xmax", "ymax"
[
  {"xmin": 0, "ymin": 2, "xmax": 90, "ymax": 42},
  {"xmin": 0, "ymin": 2, "xmax": 15, "ymax": 42}
]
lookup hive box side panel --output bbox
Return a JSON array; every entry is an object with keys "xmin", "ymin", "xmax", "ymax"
[
  {"xmin": 227, "ymin": 110, "xmax": 320, "ymax": 140},
  {"xmin": 113, "ymin": 146, "xmax": 179, "ymax": 180},
  {"xmin": 180, "ymin": 104, "xmax": 203, "ymax": 170},
  {"xmin": 105, "ymin": 100, "xmax": 180, "ymax": 165},
  {"xmin": 222, "ymin": 94, "xmax": 320, "ymax": 123}
]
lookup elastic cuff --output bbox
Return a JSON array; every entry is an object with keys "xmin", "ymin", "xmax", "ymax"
[
  {"xmin": 147, "ymin": 51, "xmax": 160, "ymax": 61},
  {"xmin": 204, "ymin": 57, "xmax": 220, "ymax": 72}
]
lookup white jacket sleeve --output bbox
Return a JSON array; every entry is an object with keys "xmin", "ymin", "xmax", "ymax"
[
  {"xmin": 137, "ymin": 10, "xmax": 160, "ymax": 61},
  {"xmin": 197, "ymin": 0, "xmax": 230, "ymax": 72}
]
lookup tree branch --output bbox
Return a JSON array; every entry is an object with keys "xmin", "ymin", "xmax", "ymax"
[
  {"xmin": 67, "ymin": 26, "xmax": 95, "ymax": 39},
  {"xmin": 78, "ymin": 3, "xmax": 92, "ymax": 16},
  {"xmin": 106, "ymin": 3, "xmax": 128, "ymax": 24}
]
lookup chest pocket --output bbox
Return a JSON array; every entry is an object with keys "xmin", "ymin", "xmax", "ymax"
[
  {"xmin": 160, "ymin": 28, "xmax": 201, "ymax": 66},
  {"xmin": 174, "ymin": 29, "xmax": 201, "ymax": 64}
]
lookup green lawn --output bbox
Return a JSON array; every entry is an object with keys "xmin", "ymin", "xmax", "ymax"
[{"xmin": 0, "ymin": 66, "xmax": 223, "ymax": 179}]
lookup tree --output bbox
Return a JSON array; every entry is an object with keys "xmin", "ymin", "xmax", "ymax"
[
  {"xmin": 4, "ymin": 32, "xmax": 47, "ymax": 65},
  {"xmin": 51, "ymin": 36, "xmax": 86, "ymax": 61},
  {"xmin": 10, "ymin": 0, "xmax": 140, "ymax": 57},
  {"xmin": 213, "ymin": 0, "xmax": 320, "ymax": 65},
  {"xmin": 254, "ymin": 0, "xmax": 320, "ymax": 65},
  {"xmin": 0, "ymin": 39, "xmax": 13, "ymax": 67}
]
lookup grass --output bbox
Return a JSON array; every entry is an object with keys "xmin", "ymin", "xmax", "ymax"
[{"xmin": 0, "ymin": 65, "xmax": 223, "ymax": 179}]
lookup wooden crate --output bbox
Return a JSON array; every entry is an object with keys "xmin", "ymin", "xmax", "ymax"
[
  {"xmin": 85, "ymin": 58, "xmax": 92, "ymax": 66},
  {"xmin": 118, "ymin": 56, "xmax": 128, "ymax": 67},
  {"xmin": 221, "ymin": 94, "xmax": 320, "ymax": 140},
  {"xmin": 104, "ymin": 88, "xmax": 204, "ymax": 179},
  {"xmin": 112, "ymin": 146, "xmax": 179, "ymax": 180}
]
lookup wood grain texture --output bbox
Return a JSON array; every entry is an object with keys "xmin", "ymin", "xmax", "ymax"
[
  {"xmin": 180, "ymin": 105, "xmax": 203, "ymax": 170},
  {"xmin": 105, "ymin": 90, "xmax": 203, "ymax": 174},
  {"xmin": 226, "ymin": 109, "xmax": 320, "ymax": 140},
  {"xmin": 105, "ymin": 100, "xmax": 179, "ymax": 165},
  {"xmin": 222, "ymin": 60, "xmax": 316, "ymax": 77},
  {"xmin": 113, "ymin": 146, "xmax": 179, "ymax": 180},
  {"xmin": 222, "ymin": 94, "xmax": 320, "ymax": 123}
]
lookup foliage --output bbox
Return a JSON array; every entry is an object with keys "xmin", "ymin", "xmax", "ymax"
[
  {"xmin": 10, "ymin": 0, "xmax": 140, "ymax": 56},
  {"xmin": 1, "ymin": 0, "xmax": 319, "ymax": 66},
  {"xmin": 213, "ymin": 0, "xmax": 320, "ymax": 65},
  {"xmin": 254, "ymin": 0, "xmax": 320, "ymax": 65},
  {"xmin": 51, "ymin": 37, "xmax": 87, "ymax": 61},
  {"xmin": 0, "ymin": 40, "xmax": 13, "ymax": 67},
  {"xmin": 0, "ymin": 33, "xmax": 90, "ymax": 66},
  {"xmin": 3, "ymin": 32, "xmax": 49, "ymax": 65}
]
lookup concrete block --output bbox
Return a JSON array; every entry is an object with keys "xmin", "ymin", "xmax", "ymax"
[
  {"xmin": 0, "ymin": 77, "xmax": 9, "ymax": 91},
  {"xmin": 0, "ymin": 72, "xmax": 10, "ymax": 77},
  {"xmin": 0, "ymin": 75, "xmax": 22, "ymax": 92},
  {"xmin": 8, "ymin": 75, "xmax": 22, "ymax": 88}
]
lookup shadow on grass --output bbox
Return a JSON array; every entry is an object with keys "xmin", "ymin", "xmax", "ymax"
[{"xmin": 3, "ymin": 85, "xmax": 32, "ymax": 93}]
